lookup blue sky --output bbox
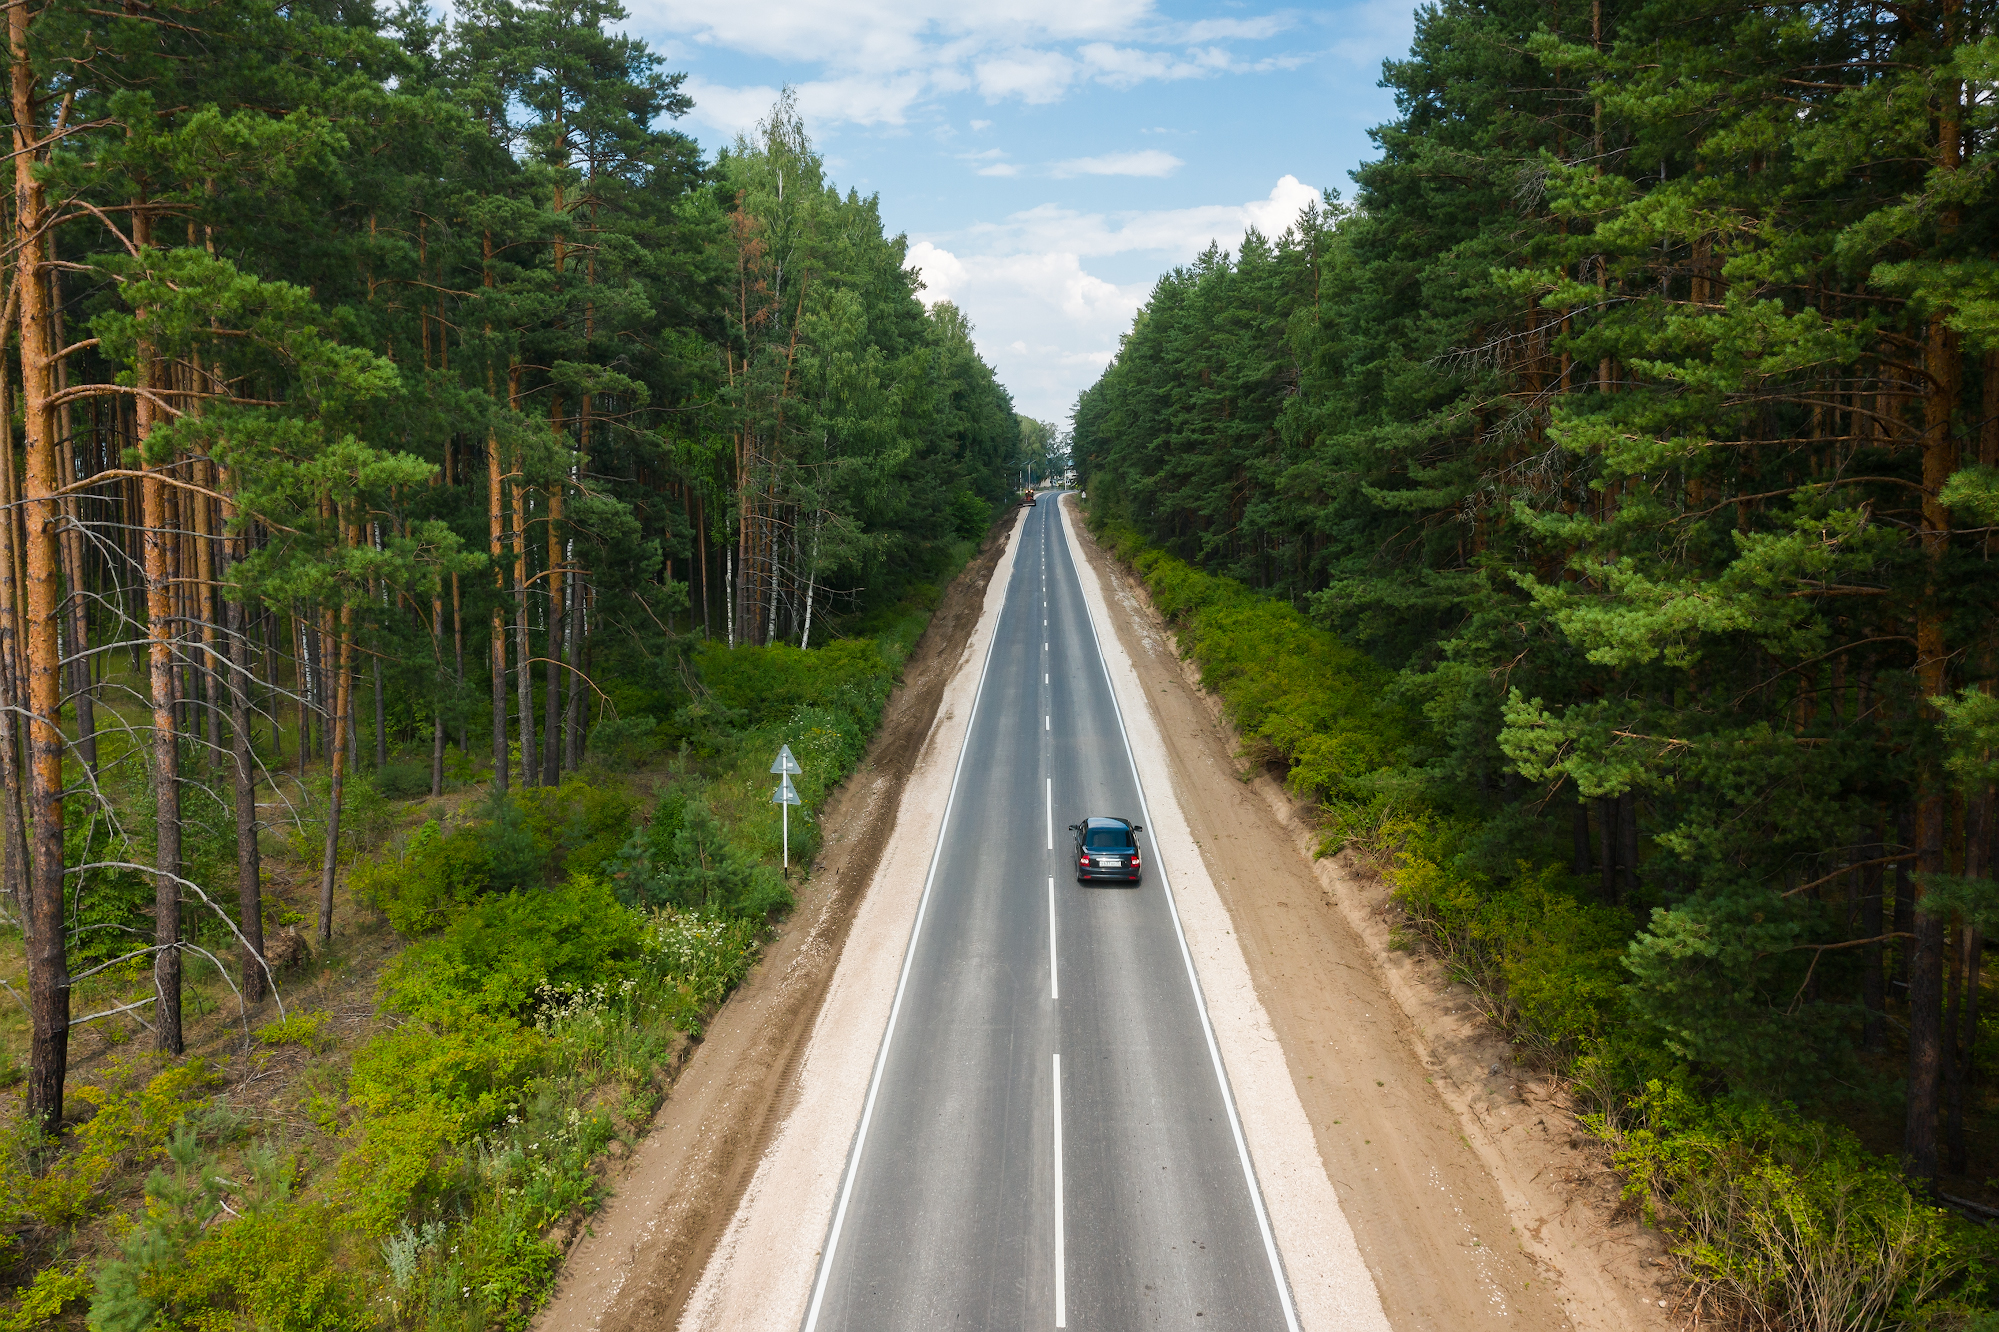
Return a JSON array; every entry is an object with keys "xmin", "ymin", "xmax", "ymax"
[{"xmin": 620, "ymin": 0, "xmax": 1419, "ymax": 425}]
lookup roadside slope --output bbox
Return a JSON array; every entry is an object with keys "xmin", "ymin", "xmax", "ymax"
[
  {"xmin": 1067, "ymin": 496, "xmax": 1676, "ymax": 1332},
  {"xmin": 534, "ymin": 511, "xmax": 1024, "ymax": 1332}
]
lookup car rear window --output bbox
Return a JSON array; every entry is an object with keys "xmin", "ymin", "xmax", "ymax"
[{"xmin": 1084, "ymin": 829, "xmax": 1128, "ymax": 848}]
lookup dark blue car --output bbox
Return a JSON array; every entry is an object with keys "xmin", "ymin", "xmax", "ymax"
[{"xmin": 1069, "ymin": 816, "xmax": 1144, "ymax": 884}]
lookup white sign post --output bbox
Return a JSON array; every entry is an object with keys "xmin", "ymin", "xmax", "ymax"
[{"xmin": 771, "ymin": 746, "xmax": 803, "ymax": 869}]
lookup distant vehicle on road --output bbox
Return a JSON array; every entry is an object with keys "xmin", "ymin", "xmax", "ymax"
[
  {"xmin": 1069, "ymin": 816, "xmax": 1143, "ymax": 884},
  {"xmin": 1022, "ymin": 489, "xmax": 1037, "ymax": 506}
]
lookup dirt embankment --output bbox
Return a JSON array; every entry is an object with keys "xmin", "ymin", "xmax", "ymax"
[
  {"xmin": 1067, "ymin": 499, "xmax": 1680, "ymax": 1332},
  {"xmin": 533, "ymin": 520, "xmax": 1017, "ymax": 1332}
]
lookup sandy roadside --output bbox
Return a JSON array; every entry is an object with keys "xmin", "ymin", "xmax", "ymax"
[
  {"xmin": 1066, "ymin": 495, "xmax": 1679, "ymax": 1332},
  {"xmin": 533, "ymin": 511, "xmax": 1026, "ymax": 1332},
  {"xmin": 669, "ymin": 505, "xmax": 1028, "ymax": 1332}
]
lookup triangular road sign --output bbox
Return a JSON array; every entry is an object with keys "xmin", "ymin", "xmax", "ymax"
[
  {"xmin": 771, "ymin": 744, "xmax": 803, "ymax": 776},
  {"xmin": 772, "ymin": 773, "xmax": 801, "ymax": 806}
]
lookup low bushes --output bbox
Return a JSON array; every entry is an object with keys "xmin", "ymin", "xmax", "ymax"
[
  {"xmin": 1599, "ymin": 1080, "xmax": 1993, "ymax": 1327},
  {"xmin": 1096, "ymin": 520, "xmax": 1423, "ymax": 817},
  {"xmin": 329, "ymin": 879, "xmax": 760, "ymax": 1321}
]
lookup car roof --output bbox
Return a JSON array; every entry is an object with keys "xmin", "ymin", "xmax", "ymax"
[{"xmin": 1083, "ymin": 816, "xmax": 1131, "ymax": 829}]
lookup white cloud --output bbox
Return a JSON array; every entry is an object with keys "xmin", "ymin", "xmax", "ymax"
[
  {"xmin": 630, "ymin": 0, "xmax": 1317, "ymax": 123},
  {"xmin": 907, "ymin": 176, "xmax": 1320, "ymax": 422},
  {"xmin": 977, "ymin": 163, "xmax": 1021, "ymax": 177},
  {"xmin": 974, "ymin": 49, "xmax": 1077, "ymax": 103},
  {"xmin": 1076, "ymin": 41, "xmax": 1233, "ymax": 87},
  {"xmin": 626, "ymin": 0, "xmax": 1156, "ymax": 70},
  {"xmin": 1178, "ymin": 14, "xmax": 1292, "ymax": 40},
  {"xmin": 970, "ymin": 118, "xmax": 993, "ymax": 130},
  {"xmin": 681, "ymin": 73, "xmax": 930, "ymax": 136},
  {"xmin": 1050, "ymin": 148, "xmax": 1183, "ymax": 178}
]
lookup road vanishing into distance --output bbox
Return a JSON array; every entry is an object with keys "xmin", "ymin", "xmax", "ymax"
[{"xmin": 803, "ymin": 496, "xmax": 1296, "ymax": 1331}]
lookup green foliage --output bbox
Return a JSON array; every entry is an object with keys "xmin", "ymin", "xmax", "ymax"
[
  {"xmin": 22, "ymin": 1058, "xmax": 220, "ymax": 1234},
  {"xmin": 353, "ymin": 819, "xmax": 497, "ymax": 935},
  {"xmin": 1100, "ymin": 522, "xmax": 1425, "ymax": 808},
  {"xmin": 374, "ymin": 760, "xmax": 434, "ymax": 800},
  {"xmin": 1603, "ymin": 1081, "xmax": 1993, "ymax": 1328},
  {"xmin": 693, "ymin": 638, "xmax": 893, "ymax": 731},
  {"xmin": 515, "ymin": 779, "xmax": 636, "ymax": 884},
  {"xmin": 2, "ymin": 1264, "xmax": 90, "ymax": 1331},
  {"xmin": 585, "ymin": 715, "xmax": 661, "ymax": 771},
  {"xmin": 380, "ymin": 875, "xmax": 647, "ymax": 1026},
  {"xmin": 90, "ymin": 1125, "xmax": 369, "ymax": 1332},
  {"xmin": 257, "ymin": 1011, "xmax": 334, "ymax": 1052},
  {"xmin": 947, "ymin": 489, "xmax": 992, "ymax": 540},
  {"xmin": 608, "ymin": 794, "xmax": 788, "ymax": 918}
]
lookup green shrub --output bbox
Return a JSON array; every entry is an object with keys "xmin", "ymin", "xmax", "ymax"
[
  {"xmin": 586, "ymin": 714, "xmax": 660, "ymax": 770},
  {"xmin": 517, "ymin": 778, "xmax": 635, "ymax": 884},
  {"xmin": 283, "ymin": 773, "xmax": 393, "ymax": 866},
  {"xmin": 257, "ymin": 1011, "xmax": 332, "ymax": 1052},
  {"xmin": 1604, "ymin": 1080, "xmax": 1994, "ymax": 1328},
  {"xmin": 379, "ymin": 874, "xmax": 647, "ymax": 1025},
  {"xmin": 607, "ymin": 795, "xmax": 790, "ymax": 919},
  {"xmin": 374, "ymin": 760, "xmax": 433, "ymax": 799},
  {"xmin": 947, "ymin": 489, "xmax": 992, "ymax": 540},
  {"xmin": 694, "ymin": 637, "xmax": 891, "ymax": 730},
  {"xmin": 3, "ymin": 1264, "xmax": 90, "ymax": 1331},
  {"xmin": 91, "ymin": 1128, "xmax": 368, "ymax": 1332},
  {"xmin": 352, "ymin": 819, "xmax": 493, "ymax": 935}
]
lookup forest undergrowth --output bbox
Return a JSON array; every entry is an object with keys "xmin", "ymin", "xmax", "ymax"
[
  {"xmin": 1090, "ymin": 511, "xmax": 1999, "ymax": 1330},
  {"xmin": 0, "ymin": 544, "xmax": 969, "ymax": 1330}
]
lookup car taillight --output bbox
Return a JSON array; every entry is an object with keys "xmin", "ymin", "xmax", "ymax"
[{"xmin": 1079, "ymin": 855, "xmax": 1089, "ymax": 866}]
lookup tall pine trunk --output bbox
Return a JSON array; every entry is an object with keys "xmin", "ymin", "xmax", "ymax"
[
  {"xmin": 512, "ymin": 475, "xmax": 535, "ymax": 785},
  {"xmin": 12, "ymin": 12, "xmax": 70, "ymax": 1123},
  {"xmin": 487, "ymin": 427, "xmax": 508, "ymax": 791},
  {"xmin": 0, "ymin": 348, "xmax": 30, "ymax": 928},
  {"xmin": 138, "ymin": 329, "xmax": 184, "ymax": 1055},
  {"xmin": 317, "ymin": 583, "xmax": 354, "ymax": 946},
  {"xmin": 220, "ymin": 474, "xmax": 265, "ymax": 1004},
  {"xmin": 542, "ymin": 468, "xmax": 563, "ymax": 788}
]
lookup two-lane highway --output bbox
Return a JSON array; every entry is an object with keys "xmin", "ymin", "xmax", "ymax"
[{"xmin": 804, "ymin": 496, "xmax": 1294, "ymax": 1331}]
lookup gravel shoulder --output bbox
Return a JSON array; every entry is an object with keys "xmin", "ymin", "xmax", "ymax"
[
  {"xmin": 1066, "ymin": 496, "xmax": 1680, "ymax": 1332},
  {"xmin": 532, "ymin": 512, "xmax": 1026, "ymax": 1332}
]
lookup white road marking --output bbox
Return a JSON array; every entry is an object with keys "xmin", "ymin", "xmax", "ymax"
[
  {"xmin": 1045, "ymin": 673, "xmax": 1049, "ymax": 684},
  {"xmin": 1045, "ymin": 778, "xmax": 1053, "ymax": 850},
  {"xmin": 1045, "ymin": 715, "xmax": 1049, "ymax": 731},
  {"xmin": 1053, "ymin": 1051, "xmax": 1066, "ymax": 1329},
  {"xmin": 1049, "ymin": 877, "xmax": 1058, "ymax": 1001}
]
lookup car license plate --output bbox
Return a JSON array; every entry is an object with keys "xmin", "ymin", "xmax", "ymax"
[{"xmin": 1097, "ymin": 857, "xmax": 1122, "ymax": 868}]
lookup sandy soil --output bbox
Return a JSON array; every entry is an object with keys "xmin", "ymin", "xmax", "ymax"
[
  {"xmin": 532, "ymin": 511, "xmax": 1026, "ymax": 1332},
  {"xmin": 1067, "ymin": 496, "xmax": 1681, "ymax": 1332}
]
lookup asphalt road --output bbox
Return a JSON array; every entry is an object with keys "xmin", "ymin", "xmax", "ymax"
[{"xmin": 804, "ymin": 496, "xmax": 1295, "ymax": 1331}]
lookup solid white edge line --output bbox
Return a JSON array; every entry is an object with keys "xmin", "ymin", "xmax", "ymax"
[
  {"xmin": 1053, "ymin": 496, "xmax": 1303, "ymax": 1332},
  {"xmin": 1049, "ymin": 877, "xmax": 1058, "ymax": 1001},
  {"xmin": 1053, "ymin": 1050, "xmax": 1067, "ymax": 1329},
  {"xmin": 799, "ymin": 513, "xmax": 1022, "ymax": 1332},
  {"xmin": 1045, "ymin": 777, "xmax": 1053, "ymax": 849}
]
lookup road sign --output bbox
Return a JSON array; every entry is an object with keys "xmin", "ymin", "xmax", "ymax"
[
  {"xmin": 771, "ymin": 744, "xmax": 802, "ymax": 776},
  {"xmin": 772, "ymin": 772, "xmax": 802, "ymax": 870}
]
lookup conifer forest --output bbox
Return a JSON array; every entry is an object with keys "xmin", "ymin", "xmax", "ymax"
[
  {"xmin": 1075, "ymin": 0, "xmax": 1999, "ymax": 1310},
  {"xmin": 0, "ymin": 0, "xmax": 1028, "ymax": 1320}
]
